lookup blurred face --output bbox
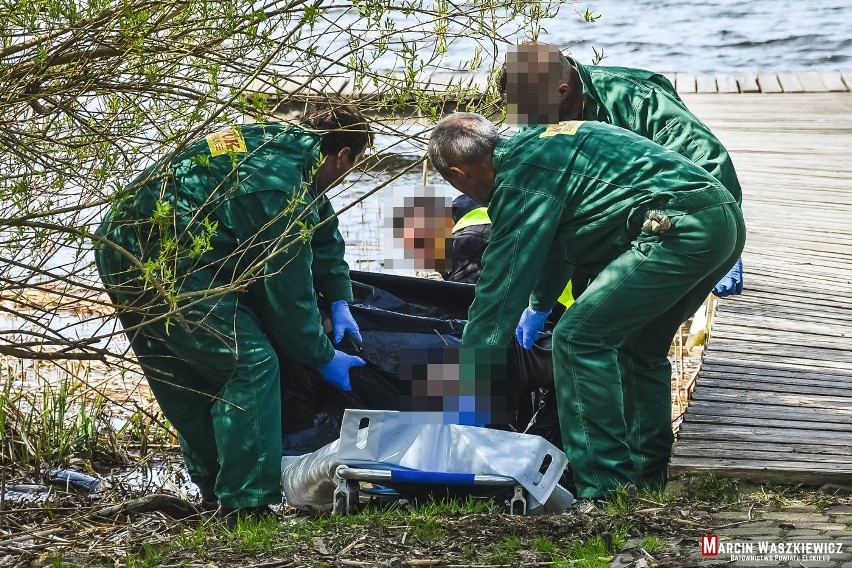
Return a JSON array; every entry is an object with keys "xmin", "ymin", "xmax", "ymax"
[
  {"xmin": 398, "ymin": 205, "xmax": 454, "ymax": 273},
  {"xmin": 388, "ymin": 191, "xmax": 455, "ymax": 273},
  {"xmin": 504, "ymin": 43, "xmax": 584, "ymax": 124},
  {"xmin": 504, "ymin": 43, "xmax": 565, "ymax": 125}
]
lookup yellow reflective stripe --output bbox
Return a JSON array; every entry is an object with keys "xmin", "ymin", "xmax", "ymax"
[
  {"xmin": 452, "ymin": 207, "xmax": 491, "ymax": 233},
  {"xmin": 557, "ymin": 280, "xmax": 575, "ymax": 309}
]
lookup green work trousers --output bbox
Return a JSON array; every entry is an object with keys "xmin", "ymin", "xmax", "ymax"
[
  {"xmin": 108, "ymin": 291, "xmax": 283, "ymax": 509},
  {"xmin": 553, "ymin": 202, "xmax": 746, "ymax": 499}
]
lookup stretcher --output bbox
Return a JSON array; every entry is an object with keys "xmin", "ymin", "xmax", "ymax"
[{"xmin": 281, "ymin": 410, "xmax": 574, "ymax": 515}]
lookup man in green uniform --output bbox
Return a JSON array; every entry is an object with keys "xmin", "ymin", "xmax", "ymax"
[
  {"xmin": 428, "ymin": 113, "xmax": 745, "ymax": 500},
  {"xmin": 500, "ymin": 42, "xmax": 744, "ymax": 301},
  {"xmin": 95, "ymin": 106, "xmax": 372, "ymax": 519}
]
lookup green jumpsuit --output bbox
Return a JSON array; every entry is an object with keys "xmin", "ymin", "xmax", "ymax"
[
  {"xmin": 462, "ymin": 121, "xmax": 745, "ymax": 499},
  {"xmin": 570, "ymin": 57, "xmax": 742, "ymax": 204},
  {"xmin": 95, "ymin": 123, "xmax": 352, "ymax": 508}
]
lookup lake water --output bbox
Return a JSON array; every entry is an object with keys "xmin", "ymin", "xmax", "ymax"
[{"xmin": 561, "ymin": 0, "xmax": 851, "ymax": 73}]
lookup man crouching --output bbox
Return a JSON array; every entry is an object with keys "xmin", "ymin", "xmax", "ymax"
[{"xmin": 428, "ymin": 112, "xmax": 744, "ymax": 501}]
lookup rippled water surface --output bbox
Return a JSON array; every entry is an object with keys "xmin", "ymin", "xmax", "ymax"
[{"xmin": 561, "ymin": 0, "xmax": 851, "ymax": 72}]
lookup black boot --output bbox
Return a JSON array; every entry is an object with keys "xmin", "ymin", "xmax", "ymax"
[{"xmin": 216, "ymin": 504, "xmax": 276, "ymax": 529}]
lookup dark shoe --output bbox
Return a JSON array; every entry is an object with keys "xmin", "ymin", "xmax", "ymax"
[
  {"xmin": 216, "ymin": 505, "xmax": 276, "ymax": 529},
  {"xmin": 199, "ymin": 494, "xmax": 218, "ymax": 512},
  {"xmin": 569, "ymin": 498, "xmax": 603, "ymax": 514}
]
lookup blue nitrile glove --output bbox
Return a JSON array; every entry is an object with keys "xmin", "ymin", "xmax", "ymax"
[
  {"xmin": 331, "ymin": 300, "xmax": 362, "ymax": 345},
  {"xmin": 515, "ymin": 306, "xmax": 552, "ymax": 350},
  {"xmin": 712, "ymin": 257, "xmax": 744, "ymax": 298},
  {"xmin": 318, "ymin": 350, "xmax": 366, "ymax": 392}
]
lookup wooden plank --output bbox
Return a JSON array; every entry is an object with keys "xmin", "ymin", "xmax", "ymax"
[
  {"xmin": 713, "ymin": 318, "xmax": 852, "ymax": 343},
  {"xmin": 685, "ymin": 400, "xmax": 852, "ymax": 424},
  {"xmin": 699, "ymin": 373, "xmax": 852, "ymax": 392},
  {"xmin": 700, "ymin": 358, "xmax": 852, "ymax": 379},
  {"xmin": 703, "ymin": 352, "xmax": 852, "ymax": 373},
  {"xmin": 735, "ymin": 272, "xmax": 852, "ymax": 293},
  {"xmin": 707, "ymin": 335, "xmax": 852, "ymax": 357},
  {"xmin": 715, "ymin": 74, "xmax": 739, "ymax": 93},
  {"xmin": 740, "ymin": 281, "xmax": 852, "ymax": 301},
  {"xmin": 669, "ymin": 462, "xmax": 852, "ymax": 487},
  {"xmin": 705, "ymin": 343, "xmax": 852, "ymax": 367},
  {"xmin": 727, "ymin": 295, "xmax": 841, "ymax": 322},
  {"xmin": 734, "ymin": 271, "xmax": 847, "ymax": 289},
  {"xmin": 674, "ymin": 443, "xmax": 852, "ymax": 463},
  {"xmin": 700, "ymin": 362, "xmax": 852, "ymax": 382},
  {"xmin": 673, "ymin": 452, "xmax": 852, "ymax": 467},
  {"xmin": 796, "ymin": 72, "xmax": 829, "ymax": 92},
  {"xmin": 840, "ymin": 70, "xmax": 852, "ymax": 90},
  {"xmin": 678, "ymin": 427, "xmax": 852, "ymax": 447},
  {"xmin": 695, "ymin": 74, "xmax": 717, "ymax": 93},
  {"xmin": 819, "ymin": 71, "xmax": 848, "ymax": 92},
  {"xmin": 703, "ymin": 355, "xmax": 852, "ymax": 375},
  {"xmin": 709, "ymin": 330, "xmax": 852, "ymax": 352},
  {"xmin": 712, "ymin": 318, "xmax": 850, "ymax": 339},
  {"xmin": 680, "ymin": 421, "xmax": 852, "ymax": 440},
  {"xmin": 712, "ymin": 318, "xmax": 851, "ymax": 341},
  {"xmin": 690, "ymin": 390, "xmax": 852, "ymax": 410},
  {"xmin": 710, "ymin": 328, "xmax": 852, "ymax": 351},
  {"xmin": 735, "ymin": 71, "xmax": 760, "ymax": 93},
  {"xmin": 697, "ymin": 369, "xmax": 852, "ymax": 391},
  {"xmin": 675, "ymin": 73, "xmax": 696, "ymax": 94},
  {"xmin": 682, "ymin": 414, "xmax": 852, "ymax": 434},
  {"xmin": 756, "ymin": 72, "xmax": 783, "ymax": 93},
  {"xmin": 699, "ymin": 371, "xmax": 851, "ymax": 391},
  {"xmin": 721, "ymin": 304, "xmax": 852, "ymax": 327},
  {"xmin": 696, "ymin": 378, "xmax": 850, "ymax": 398},
  {"xmin": 777, "ymin": 72, "xmax": 805, "ymax": 93},
  {"xmin": 670, "ymin": 457, "xmax": 851, "ymax": 473}
]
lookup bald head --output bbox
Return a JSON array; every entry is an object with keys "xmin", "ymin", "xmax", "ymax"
[
  {"xmin": 428, "ymin": 113, "xmax": 500, "ymax": 204},
  {"xmin": 500, "ymin": 42, "xmax": 582, "ymax": 125},
  {"xmin": 428, "ymin": 113, "xmax": 500, "ymax": 176}
]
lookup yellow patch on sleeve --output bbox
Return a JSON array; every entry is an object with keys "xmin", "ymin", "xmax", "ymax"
[
  {"xmin": 539, "ymin": 121, "xmax": 585, "ymax": 138},
  {"xmin": 205, "ymin": 127, "xmax": 247, "ymax": 157}
]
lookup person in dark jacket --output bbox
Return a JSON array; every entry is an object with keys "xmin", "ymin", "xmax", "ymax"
[{"xmin": 447, "ymin": 195, "xmax": 490, "ymax": 283}]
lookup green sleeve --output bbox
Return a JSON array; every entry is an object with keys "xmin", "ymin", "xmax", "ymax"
[
  {"xmin": 310, "ymin": 195, "xmax": 353, "ymax": 302},
  {"xmin": 240, "ymin": 192, "xmax": 335, "ymax": 368},
  {"xmin": 462, "ymin": 186, "xmax": 565, "ymax": 347},
  {"xmin": 640, "ymin": 90, "xmax": 743, "ymax": 205},
  {"xmin": 530, "ymin": 251, "xmax": 575, "ymax": 312}
]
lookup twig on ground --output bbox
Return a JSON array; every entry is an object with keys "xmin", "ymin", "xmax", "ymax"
[
  {"xmin": 715, "ymin": 502, "xmax": 757, "ymax": 529},
  {"xmin": 338, "ymin": 534, "xmax": 368, "ymax": 555}
]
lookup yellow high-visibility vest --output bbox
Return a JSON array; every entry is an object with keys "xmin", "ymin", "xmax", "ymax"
[{"xmin": 452, "ymin": 207, "xmax": 492, "ymax": 233}]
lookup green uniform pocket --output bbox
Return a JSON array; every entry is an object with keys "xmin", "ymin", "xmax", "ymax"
[{"xmin": 653, "ymin": 116, "xmax": 707, "ymax": 162}]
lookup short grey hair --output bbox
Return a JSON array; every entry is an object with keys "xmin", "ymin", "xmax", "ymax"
[{"xmin": 428, "ymin": 112, "xmax": 500, "ymax": 175}]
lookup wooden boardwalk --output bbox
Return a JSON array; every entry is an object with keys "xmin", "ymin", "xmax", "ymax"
[
  {"xmin": 265, "ymin": 70, "xmax": 852, "ymax": 99},
  {"xmin": 669, "ymin": 92, "xmax": 852, "ymax": 486},
  {"xmin": 664, "ymin": 70, "xmax": 852, "ymax": 94}
]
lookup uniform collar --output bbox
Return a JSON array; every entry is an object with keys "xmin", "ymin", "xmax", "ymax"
[
  {"xmin": 486, "ymin": 138, "xmax": 510, "ymax": 205},
  {"xmin": 565, "ymin": 56, "xmax": 603, "ymax": 121}
]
